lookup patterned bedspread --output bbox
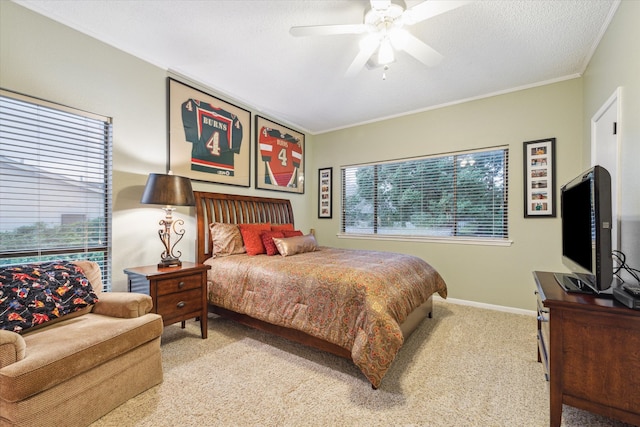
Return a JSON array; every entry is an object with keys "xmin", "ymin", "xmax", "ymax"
[{"xmin": 204, "ymin": 247, "xmax": 447, "ymax": 388}]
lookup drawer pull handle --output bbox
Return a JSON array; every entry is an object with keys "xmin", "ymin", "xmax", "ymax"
[
  {"xmin": 178, "ymin": 281, "xmax": 185, "ymax": 288},
  {"xmin": 177, "ymin": 301, "xmax": 186, "ymax": 308}
]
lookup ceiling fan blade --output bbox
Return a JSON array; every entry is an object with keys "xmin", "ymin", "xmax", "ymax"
[
  {"xmin": 404, "ymin": 0, "xmax": 471, "ymax": 25},
  {"xmin": 345, "ymin": 36, "xmax": 381, "ymax": 78},
  {"xmin": 401, "ymin": 32, "xmax": 443, "ymax": 67},
  {"xmin": 290, "ymin": 24, "xmax": 368, "ymax": 37}
]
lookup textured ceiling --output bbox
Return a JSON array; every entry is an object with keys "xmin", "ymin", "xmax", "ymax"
[{"xmin": 15, "ymin": 0, "xmax": 619, "ymax": 134}]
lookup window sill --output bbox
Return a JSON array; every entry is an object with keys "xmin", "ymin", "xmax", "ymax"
[{"xmin": 336, "ymin": 233, "xmax": 513, "ymax": 247}]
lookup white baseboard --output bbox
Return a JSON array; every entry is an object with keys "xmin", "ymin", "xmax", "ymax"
[{"xmin": 433, "ymin": 294, "xmax": 536, "ymax": 317}]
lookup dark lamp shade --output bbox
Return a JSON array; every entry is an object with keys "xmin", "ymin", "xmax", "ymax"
[{"xmin": 141, "ymin": 173, "xmax": 195, "ymax": 206}]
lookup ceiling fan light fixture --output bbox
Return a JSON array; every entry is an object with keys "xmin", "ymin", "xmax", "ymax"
[
  {"xmin": 389, "ymin": 27, "xmax": 409, "ymax": 50},
  {"xmin": 291, "ymin": 0, "xmax": 470, "ymax": 77},
  {"xmin": 378, "ymin": 38, "xmax": 395, "ymax": 65},
  {"xmin": 359, "ymin": 33, "xmax": 380, "ymax": 51},
  {"xmin": 365, "ymin": 2, "xmax": 404, "ymax": 26}
]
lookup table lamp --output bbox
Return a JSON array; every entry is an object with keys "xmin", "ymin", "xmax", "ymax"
[{"xmin": 141, "ymin": 173, "xmax": 195, "ymax": 268}]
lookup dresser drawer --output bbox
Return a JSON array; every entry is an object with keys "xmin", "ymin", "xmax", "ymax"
[
  {"xmin": 156, "ymin": 288, "xmax": 202, "ymax": 321},
  {"xmin": 536, "ymin": 290, "xmax": 551, "ymax": 380},
  {"xmin": 156, "ymin": 274, "xmax": 202, "ymax": 296}
]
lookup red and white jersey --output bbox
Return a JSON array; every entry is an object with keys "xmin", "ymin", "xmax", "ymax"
[{"xmin": 259, "ymin": 127, "xmax": 302, "ymax": 188}]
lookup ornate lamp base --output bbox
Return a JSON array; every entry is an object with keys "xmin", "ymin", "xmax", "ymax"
[
  {"xmin": 156, "ymin": 206, "xmax": 186, "ymax": 269},
  {"xmin": 158, "ymin": 257, "xmax": 182, "ymax": 268}
]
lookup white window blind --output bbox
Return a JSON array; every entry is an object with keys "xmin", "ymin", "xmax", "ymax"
[
  {"xmin": 0, "ymin": 89, "xmax": 113, "ymax": 290},
  {"xmin": 341, "ymin": 147, "xmax": 509, "ymax": 240}
]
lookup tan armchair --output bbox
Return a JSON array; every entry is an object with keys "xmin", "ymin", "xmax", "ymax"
[{"xmin": 0, "ymin": 261, "xmax": 163, "ymax": 427}]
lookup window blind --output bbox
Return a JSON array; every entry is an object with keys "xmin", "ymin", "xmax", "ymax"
[
  {"xmin": 341, "ymin": 147, "xmax": 509, "ymax": 240},
  {"xmin": 0, "ymin": 89, "xmax": 113, "ymax": 290}
]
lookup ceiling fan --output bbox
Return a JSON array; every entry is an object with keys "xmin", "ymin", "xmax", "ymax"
[{"xmin": 290, "ymin": 0, "xmax": 470, "ymax": 78}]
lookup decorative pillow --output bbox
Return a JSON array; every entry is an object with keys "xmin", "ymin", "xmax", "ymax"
[
  {"xmin": 72, "ymin": 260, "xmax": 103, "ymax": 295},
  {"xmin": 209, "ymin": 223, "xmax": 246, "ymax": 257},
  {"xmin": 238, "ymin": 223, "xmax": 271, "ymax": 255},
  {"xmin": 272, "ymin": 234, "xmax": 318, "ymax": 257},
  {"xmin": 0, "ymin": 261, "xmax": 99, "ymax": 334},
  {"xmin": 282, "ymin": 229, "xmax": 304, "ymax": 238},
  {"xmin": 271, "ymin": 223, "xmax": 294, "ymax": 232},
  {"xmin": 261, "ymin": 231, "xmax": 285, "ymax": 256}
]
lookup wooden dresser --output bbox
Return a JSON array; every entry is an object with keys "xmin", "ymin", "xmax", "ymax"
[{"xmin": 533, "ymin": 271, "xmax": 640, "ymax": 427}]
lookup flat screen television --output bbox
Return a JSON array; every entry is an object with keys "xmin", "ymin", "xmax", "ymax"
[{"xmin": 555, "ymin": 165, "xmax": 615, "ymax": 295}]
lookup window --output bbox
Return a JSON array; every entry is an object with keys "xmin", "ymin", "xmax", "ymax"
[
  {"xmin": 341, "ymin": 147, "xmax": 509, "ymax": 242},
  {"xmin": 0, "ymin": 89, "xmax": 113, "ymax": 290}
]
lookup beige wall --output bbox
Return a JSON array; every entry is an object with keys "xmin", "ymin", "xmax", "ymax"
[
  {"xmin": 310, "ymin": 81, "xmax": 583, "ymax": 310},
  {"xmin": 582, "ymin": 0, "xmax": 640, "ymax": 283},
  {"xmin": 0, "ymin": 1, "xmax": 313, "ymax": 291},
  {"xmin": 308, "ymin": 0, "xmax": 640, "ymax": 310},
  {"xmin": 2, "ymin": 1, "xmax": 636, "ymax": 310}
]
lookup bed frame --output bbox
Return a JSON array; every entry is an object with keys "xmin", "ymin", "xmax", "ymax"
[
  {"xmin": 194, "ymin": 191, "xmax": 352, "ymax": 359},
  {"xmin": 194, "ymin": 191, "xmax": 434, "ymax": 367},
  {"xmin": 195, "ymin": 191, "xmax": 295, "ymax": 265}
]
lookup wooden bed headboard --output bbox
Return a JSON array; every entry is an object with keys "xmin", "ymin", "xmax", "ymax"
[{"xmin": 194, "ymin": 191, "xmax": 294, "ymax": 264}]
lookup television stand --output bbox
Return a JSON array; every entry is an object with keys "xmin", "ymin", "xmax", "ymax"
[{"xmin": 534, "ymin": 271, "xmax": 640, "ymax": 427}]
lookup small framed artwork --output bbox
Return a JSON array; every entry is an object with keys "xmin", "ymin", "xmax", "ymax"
[
  {"xmin": 255, "ymin": 115, "xmax": 305, "ymax": 194},
  {"xmin": 168, "ymin": 78, "xmax": 251, "ymax": 187},
  {"xmin": 523, "ymin": 137, "xmax": 556, "ymax": 217},
  {"xmin": 318, "ymin": 167, "xmax": 332, "ymax": 218}
]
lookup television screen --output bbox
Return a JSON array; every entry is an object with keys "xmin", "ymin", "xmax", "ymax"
[
  {"xmin": 562, "ymin": 179, "xmax": 593, "ymax": 272},
  {"xmin": 556, "ymin": 165, "xmax": 614, "ymax": 294}
]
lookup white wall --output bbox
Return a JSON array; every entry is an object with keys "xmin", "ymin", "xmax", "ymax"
[{"xmin": 582, "ymin": 0, "xmax": 640, "ymax": 283}]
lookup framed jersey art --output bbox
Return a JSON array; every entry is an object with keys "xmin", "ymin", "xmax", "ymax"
[
  {"xmin": 168, "ymin": 78, "xmax": 251, "ymax": 187},
  {"xmin": 255, "ymin": 116, "xmax": 305, "ymax": 194}
]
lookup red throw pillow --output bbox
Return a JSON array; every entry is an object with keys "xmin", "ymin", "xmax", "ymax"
[
  {"xmin": 282, "ymin": 230, "xmax": 303, "ymax": 237},
  {"xmin": 271, "ymin": 223, "xmax": 294, "ymax": 232},
  {"xmin": 261, "ymin": 231, "xmax": 284, "ymax": 256},
  {"xmin": 238, "ymin": 223, "xmax": 271, "ymax": 231},
  {"xmin": 238, "ymin": 223, "xmax": 271, "ymax": 255}
]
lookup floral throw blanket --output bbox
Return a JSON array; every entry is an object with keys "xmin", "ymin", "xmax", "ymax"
[
  {"xmin": 205, "ymin": 247, "xmax": 447, "ymax": 388},
  {"xmin": 0, "ymin": 261, "xmax": 99, "ymax": 333}
]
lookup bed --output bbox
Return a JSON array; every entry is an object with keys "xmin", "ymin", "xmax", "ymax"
[{"xmin": 195, "ymin": 191, "xmax": 447, "ymax": 388}]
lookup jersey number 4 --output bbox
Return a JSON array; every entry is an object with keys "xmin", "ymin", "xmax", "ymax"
[
  {"xmin": 207, "ymin": 132, "xmax": 221, "ymax": 156},
  {"xmin": 277, "ymin": 148, "xmax": 288, "ymax": 166}
]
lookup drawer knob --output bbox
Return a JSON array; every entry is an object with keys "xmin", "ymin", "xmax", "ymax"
[
  {"xmin": 178, "ymin": 281, "xmax": 185, "ymax": 288},
  {"xmin": 177, "ymin": 301, "xmax": 186, "ymax": 308}
]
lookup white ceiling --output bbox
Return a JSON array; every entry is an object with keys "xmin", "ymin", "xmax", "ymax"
[{"xmin": 15, "ymin": 0, "xmax": 619, "ymax": 135}]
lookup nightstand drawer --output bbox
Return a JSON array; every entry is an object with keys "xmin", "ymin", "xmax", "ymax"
[
  {"xmin": 156, "ymin": 288, "xmax": 202, "ymax": 319},
  {"xmin": 124, "ymin": 262, "xmax": 210, "ymax": 339},
  {"xmin": 156, "ymin": 275, "xmax": 201, "ymax": 296}
]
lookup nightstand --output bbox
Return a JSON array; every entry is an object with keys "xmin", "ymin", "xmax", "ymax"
[{"xmin": 124, "ymin": 262, "xmax": 211, "ymax": 339}]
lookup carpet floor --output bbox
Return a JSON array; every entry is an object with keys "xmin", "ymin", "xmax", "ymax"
[{"xmin": 91, "ymin": 300, "xmax": 634, "ymax": 426}]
